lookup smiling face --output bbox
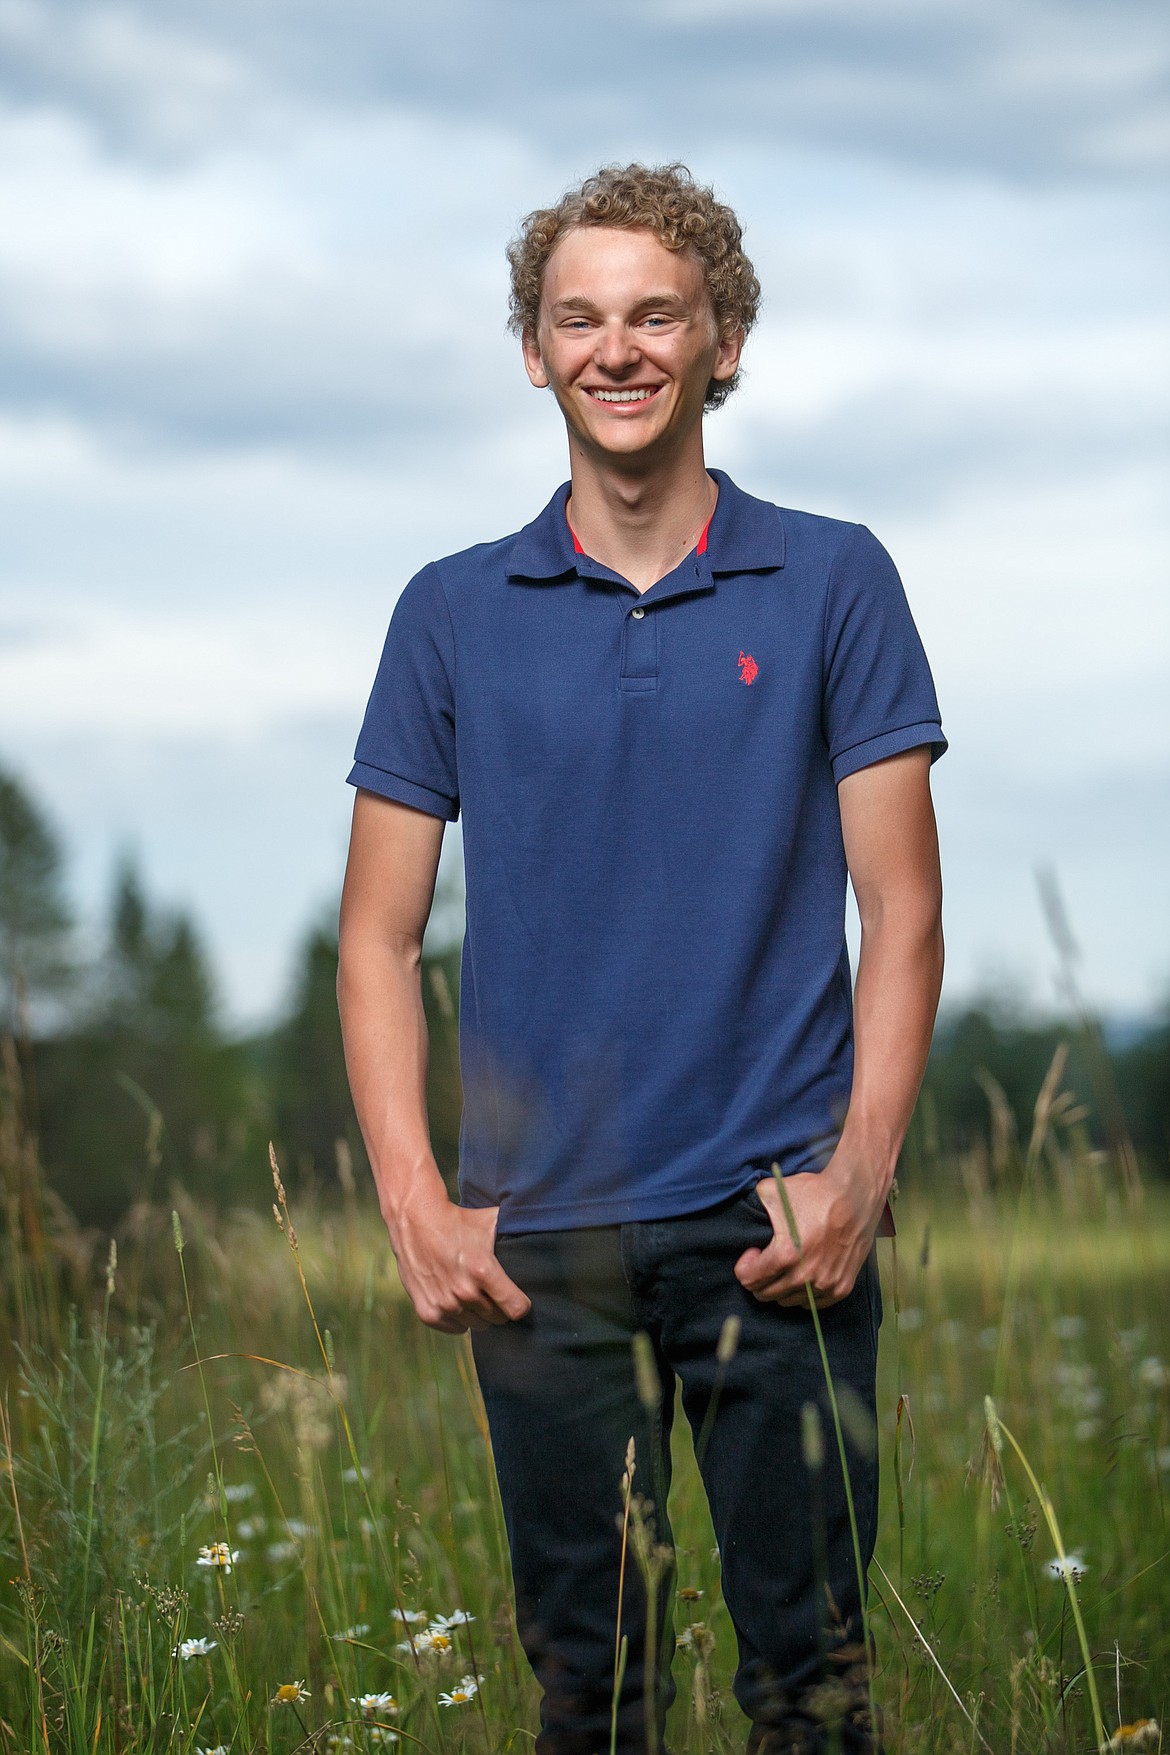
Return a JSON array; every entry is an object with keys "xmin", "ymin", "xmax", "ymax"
[{"xmin": 521, "ymin": 225, "xmax": 743, "ymax": 471}]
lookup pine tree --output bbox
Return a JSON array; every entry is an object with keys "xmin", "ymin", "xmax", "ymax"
[{"xmin": 0, "ymin": 764, "xmax": 72, "ymax": 1031}]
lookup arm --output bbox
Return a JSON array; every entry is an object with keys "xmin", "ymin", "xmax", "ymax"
[
  {"xmin": 337, "ymin": 789, "xmax": 531, "ymax": 1333},
  {"xmin": 735, "ymin": 746, "xmax": 944, "ymax": 1307}
]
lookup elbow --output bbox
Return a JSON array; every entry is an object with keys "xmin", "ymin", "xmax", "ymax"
[{"xmin": 336, "ymin": 910, "xmax": 424, "ymax": 1008}]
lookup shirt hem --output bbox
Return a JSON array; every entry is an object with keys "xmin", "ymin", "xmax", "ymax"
[
  {"xmin": 830, "ymin": 720, "xmax": 947, "ymax": 785},
  {"xmin": 473, "ymin": 1163, "xmax": 806, "ymax": 1236},
  {"xmin": 347, "ymin": 761, "xmax": 459, "ymax": 822}
]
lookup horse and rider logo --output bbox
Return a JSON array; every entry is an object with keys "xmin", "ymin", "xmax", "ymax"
[{"xmin": 738, "ymin": 651, "xmax": 759, "ymax": 686}]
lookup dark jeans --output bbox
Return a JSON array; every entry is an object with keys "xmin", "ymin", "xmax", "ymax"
[{"xmin": 472, "ymin": 1188, "xmax": 883, "ymax": 1754}]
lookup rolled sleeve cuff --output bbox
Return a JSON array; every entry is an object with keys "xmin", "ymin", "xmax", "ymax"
[
  {"xmin": 830, "ymin": 721, "xmax": 947, "ymax": 785},
  {"xmin": 347, "ymin": 761, "xmax": 459, "ymax": 822}
]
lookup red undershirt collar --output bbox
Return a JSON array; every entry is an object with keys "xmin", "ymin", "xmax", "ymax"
[{"xmin": 566, "ymin": 508, "xmax": 712, "ymax": 561}]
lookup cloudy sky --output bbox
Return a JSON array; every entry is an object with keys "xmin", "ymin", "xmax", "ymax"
[{"xmin": 1, "ymin": 0, "xmax": 1167, "ymax": 1027}]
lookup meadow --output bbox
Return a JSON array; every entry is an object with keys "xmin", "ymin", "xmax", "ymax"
[{"xmin": 0, "ymin": 1042, "xmax": 1166, "ymax": 1754}]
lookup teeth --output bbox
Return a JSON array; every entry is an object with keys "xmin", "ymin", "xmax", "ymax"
[{"xmin": 591, "ymin": 388, "xmax": 656, "ymax": 403}]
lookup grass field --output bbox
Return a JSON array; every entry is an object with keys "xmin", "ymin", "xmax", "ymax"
[{"xmin": 0, "ymin": 1056, "xmax": 1167, "ymax": 1753}]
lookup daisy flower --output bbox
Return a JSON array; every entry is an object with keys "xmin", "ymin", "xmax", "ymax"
[
  {"xmin": 438, "ymin": 1673, "xmax": 484, "ymax": 1706},
  {"xmin": 430, "ymin": 1610, "xmax": 475, "ymax": 1629},
  {"xmin": 174, "ymin": 1636, "xmax": 217, "ymax": 1659},
  {"xmin": 1106, "ymin": 1722, "xmax": 1159, "ymax": 1751},
  {"xmin": 330, "ymin": 1623, "xmax": 372, "ymax": 1642},
  {"xmin": 399, "ymin": 1626, "xmax": 453, "ymax": 1654},
  {"xmin": 355, "ymin": 1691, "xmax": 398, "ymax": 1717},
  {"xmin": 391, "ymin": 1608, "xmax": 427, "ymax": 1624},
  {"xmin": 195, "ymin": 1543, "xmax": 238, "ymax": 1572},
  {"xmin": 272, "ymin": 1679, "xmax": 311, "ymax": 1704}
]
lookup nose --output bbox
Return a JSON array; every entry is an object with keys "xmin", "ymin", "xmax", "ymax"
[{"xmin": 593, "ymin": 320, "xmax": 640, "ymax": 376}]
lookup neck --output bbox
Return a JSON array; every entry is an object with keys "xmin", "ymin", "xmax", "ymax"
[{"xmin": 565, "ymin": 434, "xmax": 717, "ymax": 594}]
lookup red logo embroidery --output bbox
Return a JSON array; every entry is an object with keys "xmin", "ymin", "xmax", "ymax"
[{"xmin": 738, "ymin": 650, "xmax": 758, "ymax": 686}]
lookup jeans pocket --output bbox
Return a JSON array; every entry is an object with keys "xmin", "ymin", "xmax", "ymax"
[{"xmin": 739, "ymin": 1183, "xmax": 771, "ymax": 1220}]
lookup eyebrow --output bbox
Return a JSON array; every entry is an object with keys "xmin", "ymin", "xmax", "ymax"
[{"xmin": 549, "ymin": 293, "xmax": 692, "ymax": 316}]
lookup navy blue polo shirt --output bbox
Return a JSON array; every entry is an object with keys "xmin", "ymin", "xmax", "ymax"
[{"xmin": 349, "ymin": 469, "xmax": 945, "ymax": 1234}]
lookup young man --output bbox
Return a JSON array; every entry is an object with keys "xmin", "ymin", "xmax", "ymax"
[{"xmin": 338, "ymin": 164, "xmax": 945, "ymax": 1754}]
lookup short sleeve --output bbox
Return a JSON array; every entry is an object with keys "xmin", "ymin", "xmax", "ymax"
[
  {"xmin": 822, "ymin": 525, "xmax": 947, "ymax": 784},
  {"xmin": 347, "ymin": 563, "xmax": 459, "ymax": 820}
]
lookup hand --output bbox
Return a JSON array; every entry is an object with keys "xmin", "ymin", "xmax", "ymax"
[
  {"xmin": 386, "ymin": 1183, "xmax": 532, "ymax": 1335},
  {"xmin": 733, "ymin": 1147, "xmax": 888, "ymax": 1309}
]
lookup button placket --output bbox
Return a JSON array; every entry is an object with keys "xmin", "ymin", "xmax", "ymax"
[{"xmin": 620, "ymin": 599, "xmax": 659, "ymax": 694}]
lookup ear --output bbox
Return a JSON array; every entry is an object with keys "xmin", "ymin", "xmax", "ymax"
[
  {"xmin": 521, "ymin": 328, "xmax": 550, "ymax": 389},
  {"xmin": 711, "ymin": 324, "xmax": 745, "ymax": 385}
]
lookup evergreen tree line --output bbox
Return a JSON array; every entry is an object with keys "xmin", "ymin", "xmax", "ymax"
[{"xmin": 0, "ymin": 762, "xmax": 1166, "ymax": 1229}]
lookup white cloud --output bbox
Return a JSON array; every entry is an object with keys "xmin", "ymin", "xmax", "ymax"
[{"xmin": 0, "ymin": 0, "xmax": 254, "ymax": 149}]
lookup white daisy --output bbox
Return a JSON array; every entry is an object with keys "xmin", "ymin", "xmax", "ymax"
[
  {"xmin": 174, "ymin": 1636, "xmax": 217, "ymax": 1659},
  {"xmin": 438, "ymin": 1673, "xmax": 483, "ymax": 1706}
]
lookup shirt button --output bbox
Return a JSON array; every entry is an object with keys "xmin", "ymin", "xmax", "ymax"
[{"xmin": 631, "ymin": 606, "xmax": 646, "ymax": 619}]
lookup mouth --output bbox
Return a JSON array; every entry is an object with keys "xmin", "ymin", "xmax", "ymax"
[{"xmin": 584, "ymin": 386, "xmax": 662, "ymax": 405}]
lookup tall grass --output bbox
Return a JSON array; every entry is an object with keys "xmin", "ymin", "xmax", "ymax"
[{"xmin": 0, "ymin": 1039, "xmax": 1166, "ymax": 1752}]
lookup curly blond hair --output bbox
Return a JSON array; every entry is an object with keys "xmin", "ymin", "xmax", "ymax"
[{"xmin": 506, "ymin": 162, "xmax": 760, "ymax": 411}]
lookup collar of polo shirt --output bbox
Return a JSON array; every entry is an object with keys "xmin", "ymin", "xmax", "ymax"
[{"xmin": 505, "ymin": 469, "xmax": 786, "ymax": 596}]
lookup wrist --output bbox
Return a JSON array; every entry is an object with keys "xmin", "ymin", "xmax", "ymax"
[
  {"xmin": 374, "ymin": 1156, "xmax": 450, "ymax": 1234},
  {"xmin": 832, "ymin": 1125, "xmax": 900, "ymax": 1201}
]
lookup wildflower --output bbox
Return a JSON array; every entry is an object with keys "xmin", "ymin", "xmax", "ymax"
[
  {"xmin": 1051, "ymin": 1314, "xmax": 1086, "ymax": 1341},
  {"xmin": 429, "ymin": 1610, "xmax": 475, "ymax": 1630},
  {"xmin": 1043, "ymin": 1552, "xmax": 1088, "ymax": 1581},
  {"xmin": 330, "ymin": 1622, "xmax": 372, "ymax": 1642},
  {"xmin": 222, "ymin": 1482, "xmax": 255, "ymax": 1503},
  {"xmin": 342, "ymin": 1465, "xmax": 362, "ymax": 1483},
  {"xmin": 195, "ymin": 1543, "xmax": 238, "ymax": 1572},
  {"xmin": 391, "ymin": 1607, "xmax": 427, "ymax": 1623},
  {"xmin": 236, "ymin": 1517, "xmax": 266, "ymax": 1541},
  {"xmin": 272, "ymin": 1679, "xmax": 311, "ymax": 1704},
  {"xmin": 196, "ymin": 1746, "xmax": 230, "ymax": 1755},
  {"xmin": 1137, "ymin": 1357, "xmax": 1169, "ymax": 1390},
  {"xmin": 438, "ymin": 1672, "xmax": 484, "ymax": 1705},
  {"xmin": 677, "ymin": 1586, "xmax": 703, "ymax": 1602},
  {"xmin": 407, "ymin": 1626, "xmax": 454, "ymax": 1653},
  {"xmin": 355, "ymin": 1691, "xmax": 398, "ymax": 1717},
  {"xmin": 897, "ymin": 1306, "xmax": 923, "ymax": 1332},
  {"xmin": 174, "ymin": 1636, "xmax": 217, "ymax": 1659},
  {"xmin": 266, "ymin": 1540, "xmax": 299, "ymax": 1564},
  {"xmin": 1107, "ymin": 1721, "xmax": 1159, "ymax": 1751},
  {"xmin": 677, "ymin": 1623, "xmax": 716, "ymax": 1658}
]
